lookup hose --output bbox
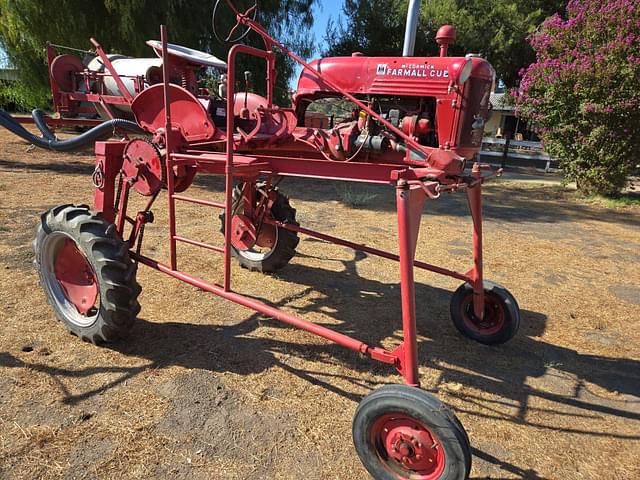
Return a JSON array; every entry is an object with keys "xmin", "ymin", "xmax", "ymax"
[
  {"xmin": 31, "ymin": 109, "xmax": 57, "ymax": 141},
  {"xmin": 0, "ymin": 108, "xmax": 145, "ymax": 151}
]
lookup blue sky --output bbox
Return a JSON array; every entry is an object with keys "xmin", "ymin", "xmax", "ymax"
[
  {"xmin": 311, "ymin": 0, "xmax": 343, "ymax": 50},
  {"xmin": 290, "ymin": 0, "xmax": 344, "ymax": 87}
]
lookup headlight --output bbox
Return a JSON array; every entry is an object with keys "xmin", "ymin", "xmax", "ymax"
[{"xmin": 457, "ymin": 58, "xmax": 473, "ymax": 84}]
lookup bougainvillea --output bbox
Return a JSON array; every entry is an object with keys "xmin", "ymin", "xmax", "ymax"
[{"xmin": 515, "ymin": 0, "xmax": 640, "ymax": 195}]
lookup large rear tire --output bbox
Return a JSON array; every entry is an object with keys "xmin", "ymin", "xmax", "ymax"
[{"xmin": 33, "ymin": 205, "xmax": 141, "ymax": 343}]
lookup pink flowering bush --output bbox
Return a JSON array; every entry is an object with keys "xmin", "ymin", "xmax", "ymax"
[{"xmin": 515, "ymin": 0, "xmax": 640, "ymax": 195}]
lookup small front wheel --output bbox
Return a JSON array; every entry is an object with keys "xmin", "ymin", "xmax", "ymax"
[
  {"xmin": 353, "ymin": 385, "xmax": 471, "ymax": 480},
  {"xmin": 450, "ymin": 280, "xmax": 520, "ymax": 345}
]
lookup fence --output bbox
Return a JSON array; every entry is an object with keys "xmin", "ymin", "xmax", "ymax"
[{"xmin": 479, "ymin": 137, "xmax": 558, "ymax": 172}]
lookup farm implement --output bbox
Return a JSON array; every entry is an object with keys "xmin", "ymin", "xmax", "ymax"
[{"xmin": 2, "ymin": 1, "xmax": 524, "ymax": 478}]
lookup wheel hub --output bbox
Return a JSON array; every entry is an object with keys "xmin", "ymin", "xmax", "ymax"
[
  {"xmin": 53, "ymin": 239, "xmax": 98, "ymax": 315},
  {"xmin": 385, "ymin": 421, "xmax": 438, "ymax": 471},
  {"xmin": 463, "ymin": 294, "xmax": 504, "ymax": 334}
]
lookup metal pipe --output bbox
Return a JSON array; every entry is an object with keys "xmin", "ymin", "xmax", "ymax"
[
  {"xmin": 130, "ymin": 252, "xmax": 387, "ymax": 358},
  {"xmin": 160, "ymin": 25, "xmax": 178, "ymax": 271},
  {"xmin": 265, "ymin": 218, "xmax": 471, "ymax": 283},
  {"xmin": 402, "ymin": 0, "xmax": 422, "ymax": 56},
  {"xmin": 396, "ymin": 182, "xmax": 421, "ymax": 387},
  {"xmin": 467, "ymin": 163, "xmax": 485, "ymax": 320}
]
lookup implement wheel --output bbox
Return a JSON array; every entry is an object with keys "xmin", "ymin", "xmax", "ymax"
[
  {"xmin": 33, "ymin": 205, "xmax": 141, "ymax": 343},
  {"xmin": 353, "ymin": 385, "xmax": 471, "ymax": 480},
  {"xmin": 450, "ymin": 280, "xmax": 520, "ymax": 345},
  {"xmin": 220, "ymin": 182, "xmax": 299, "ymax": 273}
]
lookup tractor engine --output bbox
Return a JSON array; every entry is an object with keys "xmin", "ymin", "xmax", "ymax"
[{"xmin": 292, "ymin": 27, "xmax": 494, "ymax": 172}]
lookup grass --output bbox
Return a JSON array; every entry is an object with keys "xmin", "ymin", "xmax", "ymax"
[
  {"xmin": 576, "ymin": 192, "xmax": 640, "ymax": 208},
  {"xmin": 335, "ymin": 184, "xmax": 378, "ymax": 208}
]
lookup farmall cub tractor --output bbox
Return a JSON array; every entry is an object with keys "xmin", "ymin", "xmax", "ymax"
[{"xmin": 31, "ymin": 2, "xmax": 521, "ymax": 478}]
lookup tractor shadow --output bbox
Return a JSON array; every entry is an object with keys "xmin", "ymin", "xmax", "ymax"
[
  {"xmin": 3, "ymin": 251, "xmax": 638, "ymax": 430},
  {"xmin": 2, "ymin": 249, "xmax": 638, "ymax": 478}
]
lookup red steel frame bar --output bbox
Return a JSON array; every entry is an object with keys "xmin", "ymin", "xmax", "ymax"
[
  {"xmin": 174, "ymin": 235, "xmax": 225, "ymax": 253},
  {"xmin": 396, "ymin": 182, "xmax": 422, "ymax": 386},
  {"xmin": 264, "ymin": 219, "xmax": 471, "ymax": 283},
  {"xmin": 135, "ymin": 22, "xmax": 488, "ymax": 388},
  {"xmin": 224, "ymin": 43, "xmax": 276, "ymax": 292},
  {"xmin": 130, "ymin": 251, "xmax": 397, "ymax": 366},
  {"xmin": 172, "ymin": 194, "xmax": 226, "ymax": 209},
  {"xmin": 161, "ymin": 26, "xmax": 178, "ymax": 270},
  {"xmin": 467, "ymin": 164, "xmax": 485, "ymax": 319},
  {"xmin": 90, "ymin": 38, "xmax": 135, "ymax": 103}
]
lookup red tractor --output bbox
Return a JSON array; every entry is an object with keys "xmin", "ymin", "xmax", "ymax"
[{"xmin": 23, "ymin": 2, "xmax": 522, "ymax": 478}]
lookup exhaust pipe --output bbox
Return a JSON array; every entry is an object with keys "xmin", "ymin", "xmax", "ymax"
[{"xmin": 402, "ymin": 0, "xmax": 421, "ymax": 56}]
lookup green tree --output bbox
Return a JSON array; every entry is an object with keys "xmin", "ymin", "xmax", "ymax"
[
  {"xmin": 0, "ymin": 0, "xmax": 314, "ymax": 108},
  {"xmin": 325, "ymin": 0, "xmax": 565, "ymax": 86},
  {"xmin": 515, "ymin": 0, "xmax": 640, "ymax": 196}
]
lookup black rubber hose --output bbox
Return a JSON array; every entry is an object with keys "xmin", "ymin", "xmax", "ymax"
[
  {"xmin": 31, "ymin": 108, "xmax": 57, "ymax": 141},
  {"xmin": 0, "ymin": 108, "xmax": 145, "ymax": 151}
]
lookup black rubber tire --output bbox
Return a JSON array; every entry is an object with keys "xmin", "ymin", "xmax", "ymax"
[
  {"xmin": 220, "ymin": 183, "xmax": 299, "ymax": 273},
  {"xmin": 33, "ymin": 204, "xmax": 141, "ymax": 343},
  {"xmin": 353, "ymin": 384, "xmax": 472, "ymax": 480},
  {"xmin": 450, "ymin": 280, "xmax": 520, "ymax": 345}
]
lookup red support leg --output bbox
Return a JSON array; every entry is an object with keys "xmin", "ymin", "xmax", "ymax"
[
  {"xmin": 93, "ymin": 141, "xmax": 125, "ymax": 224},
  {"xmin": 160, "ymin": 25, "xmax": 178, "ymax": 271},
  {"xmin": 396, "ymin": 180, "xmax": 427, "ymax": 387},
  {"xmin": 466, "ymin": 163, "xmax": 485, "ymax": 320}
]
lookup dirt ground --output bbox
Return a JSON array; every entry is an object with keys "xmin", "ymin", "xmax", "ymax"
[{"xmin": 0, "ymin": 127, "xmax": 639, "ymax": 480}]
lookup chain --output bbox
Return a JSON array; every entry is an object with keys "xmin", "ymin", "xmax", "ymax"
[
  {"xmin": 114, "ymin": 171, "xmax": 124, "ymax": 211},
  {"xmin": 136, "ymin": 223, "xmax": 145, "ymax": 256}
]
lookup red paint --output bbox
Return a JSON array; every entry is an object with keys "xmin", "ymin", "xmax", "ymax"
[
  {"xmin": 467, "ymin": 163, "xmax": 485, "ymax": 320},
  {"xmin": 231, "ymin": 214, "xmax": 258, "ymax": 250},
  {"xmin": 436, "ymin": 25, "xmax": 457, "ymax": 57},
  {"xmin": 54, "ymin": 239, "xmax": 98, "ymax": 315},
  {"xmin": 122, "ymin": 139, "xmax": 163, "ymax": 196},
  {"xmin": 76, "ymin": 14, "xmax": 509, "ymax": 423},
  {"xmin": 460, "ymin": 291, "xmax": 506, "ymax": 336},
  {"xmin": 93, "ymin": 142, "xmax": 126, "ymax": 224},
  {"xmin": 371, "ymin": 414, "xmax": 446, "ymax": 479},
  {"xmin": 131, "ymin": 84, "xmax": 215, "ymax": 142}
]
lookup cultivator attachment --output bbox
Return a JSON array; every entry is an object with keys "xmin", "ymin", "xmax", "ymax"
[{"xmin": 21, "ymin": 1, "xmax": 525, "ymax": 478}]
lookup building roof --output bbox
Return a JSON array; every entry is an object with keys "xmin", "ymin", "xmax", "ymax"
[{"xmin": 490, "ymin": 92, "xmax": 514, "ymax": 112}]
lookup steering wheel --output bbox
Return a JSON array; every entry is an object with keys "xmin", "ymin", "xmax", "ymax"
[{"xmin": 212, "ymin": 0, "xmax": 258, "ymax": 44}]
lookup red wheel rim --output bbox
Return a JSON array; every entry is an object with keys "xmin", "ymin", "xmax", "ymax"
[
  {"xmin": 370, "ymin": 413, "xmax": 446, "ymax": 479},
  {"xmin": 460, "ymin": 291, "xmax": 505, "ymax": 335},
  {"xmin": 53, "ymin": 238, "xmax": 98, "ymax": 315}
]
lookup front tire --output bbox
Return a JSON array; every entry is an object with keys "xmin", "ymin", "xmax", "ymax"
[
  {"xmin": 450, "ymin": 281, "xmax": 520, "ymax": 345},
  {"xmin": 353, "ymin": 385, "xmax": 471, "ymax": 480},
  {"xmin": 33, "ymin": 204, "xmax": 141, "ymax": 343}
]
